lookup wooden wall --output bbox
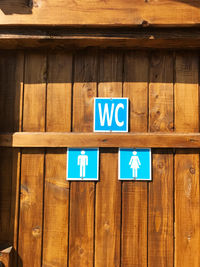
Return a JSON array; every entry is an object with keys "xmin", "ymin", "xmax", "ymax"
[{"xmin": 0, "ymin": 49, "xmax": 199, "ymax": 267}]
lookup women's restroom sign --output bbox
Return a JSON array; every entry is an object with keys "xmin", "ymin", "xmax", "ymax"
[
  {"xmin": 67, "ymin": 148, "xmax": 99, "ymax": 181},
  {"xmin": 119, "ymin": 148, "xmax": 151, "ymax": 181},
  {"xmin": 94, "ymin": 97, "xmax": 129, "ymax": 132}
]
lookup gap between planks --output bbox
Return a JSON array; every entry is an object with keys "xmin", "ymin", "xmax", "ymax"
[{"xmin": 1, "ymin": 132, "xmax": 200, "ymax": 148}]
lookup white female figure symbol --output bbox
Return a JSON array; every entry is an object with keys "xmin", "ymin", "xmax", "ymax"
[
  {"xmin": 78, "ymin": 150, "xmax": 88, "ymax": 177},
  {"xmin": 129, "ymin": 151, "xmax": 141, "ymax": 178}
]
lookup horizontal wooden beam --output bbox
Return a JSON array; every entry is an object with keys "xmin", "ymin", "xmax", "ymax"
[
  {"xmin": 1, "ymin": 132, "xmax": 200, "ymax": 148},
  {"xmin": 1, "ymin": 0, "xmax": 200, "ymax": 27},
  {"xmin": 2, "ymin": 27, "xmax": 200, "ymax": 49}
]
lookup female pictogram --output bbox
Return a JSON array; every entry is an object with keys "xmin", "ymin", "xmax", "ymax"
[{"xmin": 129, "ymin": 151, "xmax": 141, "ymax": 178}]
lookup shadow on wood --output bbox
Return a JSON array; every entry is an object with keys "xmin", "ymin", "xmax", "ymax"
[
  {"xmin": 173, "ymin": 0, "xmax": 200, "ymax": 8},
  {"xmin": 0, "ymin": 0, "xmax": 32, "ymax": 15}
]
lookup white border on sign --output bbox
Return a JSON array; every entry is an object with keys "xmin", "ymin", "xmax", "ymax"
[
  {"xmin": 118, "ymin": 148, "xmax": 152, "ymax": 181},
  {"xmin": 93, "ymin": 97, "xmax": 129, "ymax": 132},
  {"xmin": 66, "ymin": 148, "xmax": 99, "ymax": 181}
]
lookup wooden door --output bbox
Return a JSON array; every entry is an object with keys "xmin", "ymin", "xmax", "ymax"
[{"xmin": 0, "ymin": 49, "xmax": 199, "ymax": 267}]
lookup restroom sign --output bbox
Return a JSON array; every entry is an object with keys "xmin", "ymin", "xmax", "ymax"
[
  {"xmin": 94, "ymin": 98, "xmax": 129, "ymax": 132},
  {"xmin": 119, "ymin": 148, "xmax": 151, "ymax": 181},
  {"xmin": 67, "ymin": 148, "xmax": 99, "ymax": 181}
]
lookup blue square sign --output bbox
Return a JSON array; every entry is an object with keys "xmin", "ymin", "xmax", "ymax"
[
  {"xmin": 94, "ymin": 97, "xmax": 128, "ymax": 132},
  {"xmin": 67, "ymin": 148, "xmax": 99, "ymax": 181},
  {"xmin": 119, "ymin": 148, "xmax": 151, "ymax": 181}
]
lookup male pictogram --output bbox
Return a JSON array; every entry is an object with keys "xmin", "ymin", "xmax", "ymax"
[{"xmin": 78, "ymin": 150, "xmax": 88, "ymax": 177}]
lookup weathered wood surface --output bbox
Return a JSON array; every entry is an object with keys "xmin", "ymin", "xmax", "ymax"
[
  {"xmin": 0, "ymin": 51, "xmax": 23, "ymax": 267},
  {"xmin": 1, "ymin": 0, "xmax": 200, "ymax": 26},
  {"xmin": 3, "ymin": 28, "xmax": 200, "ymax": 49},
  {"xmin": 95, "ymin": 51, "xmax": 122, "ymax": 267},
  {"xmin": 121, "ymin": 51, "xmax": 148, "ymax": 267},
  {"xmin": 175, "ymin": 53, "xmax": 200, "ymax": 267},
  {"xmin": 148, "ymin": 52, "xmax": 174, "ymax": 266},
  {"xmin": 2, "ymin": 132, "xmax": 200, "ymax": 148},
  {"xmin": 69, "ymin": 50, "xmax": 97, "ymax": 267},
  {"xmin": 42, "ymin": 53, "xmax": 72, "ymax": 266},
  {"xmin": 0, "ymin": 49, "xmax": 200, "ymax": 267},
  {"xmin": 18, "ymin": 53, "xmax": 46, "ymax": 267}
]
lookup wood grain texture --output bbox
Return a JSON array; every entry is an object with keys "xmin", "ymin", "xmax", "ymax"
[
  {"xmin": 0, "ymin": 52, "xmax": 24, "ymax": 267},
  {"xmin": 148, "ymin": 152, "xmax": 173, "ymax": 267},
  {"xmin": 1, "ymin": 0, "xmax": 200, "ymax": 26},
  {"xmin": 43, "ymin": 150, "xmax": 69, "ymax": 267},
  {"xmin": 121, "ymin": 51, "xmax": 148, "ymax": 267},
  {"xmin": 175, "ymin": 53, "xmax": 199, "ymax": 133},
  {"xmin": 175, "ymin": 152, "xmax": 200, "ymax": 267},
  {"xmin": 18, "ymin": 150, "xmax": 44, "ymax": 267},
  {"xmin": 69, "ymin": 50, "xmax": 97, "ymax": 267},
  {"xmin": 95, "ymin": 51, "xmax": 122, "ymax": 267},
  {"xmin": 3, "ymin": 132, "xmax": 200, "ymax": 148},
  {"xmin": 18, "ymin": 53, "xmax": 46, "ymax": 267},
  {"xmin": 148, "ymin": 52, "xmax": 174, "ymax": 267},
  {"xmin": 23, "ymin": 52, "xmax": 46, "ymax": 132},
  {"xmin": 42, "ymin": 52, "xmax": 72, "ymax": 266},
  {"xmin": 149, "ymin": 52, "xmax": 173, "ymax": 132},
  {"xmin": 11, "ymin": 149, "xmax": 21, "ymax": 267},
  {"xmin": 175, "ymin": 52, "xmax": 200, "ymax": 267},
  {"xmin": 0, "ymin": 148, "xmax": 13, "ymax": 243},
  {"xmin": 4, "ymin": 28, "xmax": 200, "ymax": 49},
  {"xmin": 0, "ymin": 52, "xmax": 24, "ymax": 132},
  {"xmin": 46, "ymin": 53, "xmax": 72, "ymax": 132}
]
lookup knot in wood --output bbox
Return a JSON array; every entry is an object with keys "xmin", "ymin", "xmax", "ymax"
[
  {"xmin": 79, "ymin": 247, "xmax": 84, "ymax": 255},
  {"xmin": 104, "ymin": 221, "xmax": 110, "ymax": 231},
  {"xmin": 87, "ymin": 88, "xmax": 93, "ymax": 98},
  {"xmin": 141, "ymin": 20, "xmax": 149, "ymax": 27},
  {"xmin": 32, "ymin": 226, "xmax": 41, "ymax": 237},
  {"xmin": 158, "ymin": 162, "xmax": 164, "ymax": 169},
  {"xmin": 189, "ymin": 167, "xmax": 195, "ymax": 174}
]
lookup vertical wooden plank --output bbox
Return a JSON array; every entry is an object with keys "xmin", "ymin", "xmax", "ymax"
[
  {"xmin": 46, "ymin": 53, "xmax": 72, "ymax": 132},
  {"xmin": 11, "ymin": 52, "xmax": 24, "ymax": 267},
  {"xmin": 43, "ymin": 150, "xmax": 69, "ymax": 267},
  {"xmin": 95, "ymin": 51, "xmax": 122, "ymax": 267},
  {"xmin": 175, "ymin": 52, "xmax": 200, "ymax": 267},
  {"xmin": 0, "ymin": 148, "xmax": 13, "ymax": 243},
  {"xmin": 42, "ymin": 52, "xmax": 72, "ymax": 266},
  {"xmin": 148, "ymin": 52, "xmax": 174, "ymax": 267},
  {"xmin": 23, "ymin": 53, "xmax": 46, "ymax": 132},
  {"xmin": 122, "ymin": 51, "xmax": 148, "ymax": 267},
  {"xmin": 69, "ymin": 49, "xmax": 97, "ymax": 267},
  {"xmin": 18, "ymin": 53, "xmax": 46, "ymax": 267},
  {"xmin": 0, "ymin": 51, "xmax": 24, "ymax": 257}
]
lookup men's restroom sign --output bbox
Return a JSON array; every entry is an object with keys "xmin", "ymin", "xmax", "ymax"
[
  {"xmin": 119, "ymin": 148, "xmax": 151, "ymax": 181},
  {"xmin": 67, "ymin": 148, "xmax": 99, "ymax": 181},
  {"xmin": 94, "ymin": 98, "xmax": 128, "ymax": 132}
]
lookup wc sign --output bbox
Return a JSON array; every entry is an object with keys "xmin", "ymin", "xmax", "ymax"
[{"xmin": 94, "ymin": 98, "xmax": 129, "ymax": 132}]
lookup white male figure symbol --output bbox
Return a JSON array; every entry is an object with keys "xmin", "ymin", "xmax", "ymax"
[
  {"xmin": 129, "ymin": 151, "xmax": 141, "ymax": 178},
  {"xmin": 78, "ymin": 150, "xmax": 88, "ymax": 178}
]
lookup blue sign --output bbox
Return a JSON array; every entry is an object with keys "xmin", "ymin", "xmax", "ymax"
[
  {"xmin": 94, "ymin": 98, "xmax": 128, "ymax": 132},
  {"xmin": 119, "ymin": 148, "xmax": 151, "ymax": 181},
  {"xmin": 67, "ymin": 148, "xmax": 99, "ymax": 181}
]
